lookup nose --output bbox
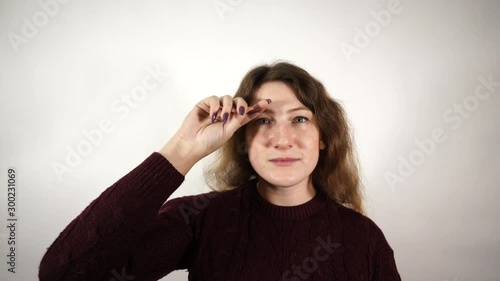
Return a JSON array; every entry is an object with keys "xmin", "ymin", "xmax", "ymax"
[{"xmin": 270, "ymin": 123, "xmax": 294, "ymax": 149}]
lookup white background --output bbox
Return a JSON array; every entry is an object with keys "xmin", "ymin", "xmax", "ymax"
[{"xmin": 1, "ymin": 0, "xmax": 499, "ymax": 280}]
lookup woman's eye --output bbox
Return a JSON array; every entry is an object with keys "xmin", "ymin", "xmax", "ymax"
[
  {"xmin": 255, "ymin": 118, "xmax": 271, "ymax": 125},
  {"xmin": 294, "ymin": 116, "xmax": 309, "ymax": 123}
]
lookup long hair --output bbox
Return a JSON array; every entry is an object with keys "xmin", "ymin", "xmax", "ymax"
[{"xmin": 204, "ymin": 61, "xmax": 364, "ymax": 214}]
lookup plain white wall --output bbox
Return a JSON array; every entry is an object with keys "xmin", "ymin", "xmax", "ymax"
[{"xmin": 0, "ymin": 0, "xmax": 499, "ymax": 280}]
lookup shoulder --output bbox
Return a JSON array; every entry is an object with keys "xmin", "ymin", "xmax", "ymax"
[
  {"xmin": 160, "ymin": 186, "xmax": 244, "ymax": 210},
  {"xmin": 158, "ymin": 187, "xmax": 246, "ymax": 224},
  {"xmin": 327, "ymin": 200, "xmax": 388, "ymax": 243},
  {"xmin": 327, "ymin": 202, "xmax": 401, "ymax": 279},
  {"xmin": 328, "ymin": 200, "xmax": 371, "ymax": 225}
]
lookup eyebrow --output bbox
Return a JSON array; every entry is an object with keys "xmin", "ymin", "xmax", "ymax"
[{"xmin": 263, "ymin": 106, "xmax": 310, "ymax": 114}]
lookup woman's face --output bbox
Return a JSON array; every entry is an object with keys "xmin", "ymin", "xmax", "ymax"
[{"xmin": 245, "ymin": 81, "xmax": 325, "ymax": 189}]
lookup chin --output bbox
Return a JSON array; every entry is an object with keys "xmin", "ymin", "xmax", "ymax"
[{"xmin": 261, "ymin": 175, "xmax": 309, "ymax": 188}]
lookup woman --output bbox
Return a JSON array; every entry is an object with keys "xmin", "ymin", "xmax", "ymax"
[{"xmin": 39, "ymin": 62, "xmax": 401, "ymax": 281}]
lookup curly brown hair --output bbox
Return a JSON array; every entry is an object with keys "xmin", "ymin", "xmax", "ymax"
[{"xmin": 204, "ymin": 61, "xmax": 364, "ymax": 214}]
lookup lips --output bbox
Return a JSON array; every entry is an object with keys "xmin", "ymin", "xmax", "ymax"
[{"xmin": 269, "ymin": 157, "xmax": 300, "ymax": 166}]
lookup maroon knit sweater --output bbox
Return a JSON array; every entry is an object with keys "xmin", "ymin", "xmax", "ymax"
[{"xmin": 39, "ymin": 152, "xmax": 401, "ymax": 281}]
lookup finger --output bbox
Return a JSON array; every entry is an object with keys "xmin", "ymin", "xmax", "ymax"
[
  {"xmin": 248, "ymin": 99, "xmax": 271, "ymax": 114},
  {"xmin": 219, "ymin": 95, "xmax": 234, "ymax": 123},
  {"xmin": 200, "ymin": 95, "xmax": 220, "ymax": 123},
  {"xmin": 232, "ymin": 97, "xmax": 248, "ymax": 116},
  {"xmin": 222, "ymin": 97, "xmax": 249, "ymax": 132},
  {"xmin": 226, "ymin": 99, "xmax": 271, "ymax": 132},
  {"xmin": 243, "ymin": 99, "xmax": 271, "ymax": 123}
]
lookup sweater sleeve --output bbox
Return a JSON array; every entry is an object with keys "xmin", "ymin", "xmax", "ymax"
[
  {"xmin": 370, "ymin": 222, "xmax": 402, "ymax": 281},
  {"xmin": 38, "ymin": 152, "xmax": 193, "ymax": 281}
]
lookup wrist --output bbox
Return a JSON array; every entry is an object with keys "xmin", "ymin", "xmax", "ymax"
[{"xmin": 158, "ymin": 135, "xmax": 200, "ymax": 176}]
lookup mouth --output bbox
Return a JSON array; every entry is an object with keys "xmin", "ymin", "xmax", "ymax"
[{"xmin": 269, "ymin": 157, "xmax": 300, "ymax": 166}]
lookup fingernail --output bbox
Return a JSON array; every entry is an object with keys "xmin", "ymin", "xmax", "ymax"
[
  {"xmin": 247, "ymin": 109, "xmax": 259, "ymax": 115},
  {"xmin": 239, "ymin": 106, "xmax": 245, "ymax": 115},
  {"xmin": 222, "ymin": 112, "xmax": 229, "ymax": 123},
  {"xmin": 266, "ymin": 99, "xmax": 272, "ymax": 104},
  {"xmin": 211, "ymin": 113, "xmax": 217, "ymax": 123}
]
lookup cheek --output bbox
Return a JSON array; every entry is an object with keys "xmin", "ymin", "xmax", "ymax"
[
  {"xmin": 245, "ymin": 131, "xmax": 259, "ymax": 161},
  {"xmin": 246, "ymin": 142, "xmax": 261, "ymax": 161},
  {"xmin": 246, "ymin": 145, "xmax": 266, "ymax": 173},
  {"xmin": 299, "ymin": 136, "xmax": 323, "ymax": 160},
  {"xmin": 298, "ymin": 131, "xmax": 319, "ymax": 145},
  {"xmin": 245, "ymin": 127, "xmax": 268, "ymax": 147},
  {"xmin": 244, "ymin": 132, "xmax": 253, "ymax": 153}
]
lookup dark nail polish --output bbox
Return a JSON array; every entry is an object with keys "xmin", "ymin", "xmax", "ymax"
[
  {"xmin": 247, "ymin": 109, "xmax": 259, "ymax": 115},
  {"xmin": 266, "ymin": 99, "xmax": 272, "ymax": 104},
  {"xmin": 222, "ymin": 113, "xmax": 229, "ymax": 123},
  {"xmin": 211, "ymin": 113, "xmax": 217, "ymax": 123},
  {"xmin": 239, "ymin": 106, "xmax": 245, "ymax": 115}
]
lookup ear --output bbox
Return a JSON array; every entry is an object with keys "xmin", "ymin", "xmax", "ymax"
[{"xmin": 319, "ymin": 140, "xmax": 326, "ymax": 150}]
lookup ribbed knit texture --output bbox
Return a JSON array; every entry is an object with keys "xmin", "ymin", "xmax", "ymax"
[{"xmin": 39, "ymin": 152, "xmax": 401, "ymax": 281}]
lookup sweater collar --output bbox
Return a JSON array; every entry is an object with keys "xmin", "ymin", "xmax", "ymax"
[{"xmin": 246, "ymin": 180, "xmax": 327, "ymax": 220}]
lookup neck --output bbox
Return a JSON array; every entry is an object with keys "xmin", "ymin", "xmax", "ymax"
[{"xmin": 256, "ymin": 179, "xmax": 317, "ymax": 206}]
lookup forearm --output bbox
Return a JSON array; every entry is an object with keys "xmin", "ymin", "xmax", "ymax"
[{"xmin": 39, "ymin": 153, "xmax": 185, "ymax": 281}]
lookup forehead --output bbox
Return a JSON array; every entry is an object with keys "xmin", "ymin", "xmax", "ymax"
[{"xmin": 253, "ymin": 81, "xmax": 304, "ymax": 106}]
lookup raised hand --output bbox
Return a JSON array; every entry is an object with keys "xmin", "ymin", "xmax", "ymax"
[{"xmin": 159, "ymin": 95, "xmax": 271, "ymax": 175}]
